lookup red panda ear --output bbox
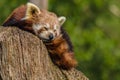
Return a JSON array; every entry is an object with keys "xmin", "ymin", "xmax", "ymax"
[
  {"xmin": 58, "ymin": 16, "xmax": 66, "ymax": 26},
  {"xmin": 21, "ymin": 3, "xmax": 41, "ymax": 20}
]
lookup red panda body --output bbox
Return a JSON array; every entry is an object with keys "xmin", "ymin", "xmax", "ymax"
[
  {"xmin": 2, "ymin": 3, "xmax": 77, "ymax": 70},
  {"xmin": 45, "ymin": 28, "xmax": 77, "ymax": 69},
  {"xmin": 3, "ymin": 5, "xmax": 34, "ymax": 33}
]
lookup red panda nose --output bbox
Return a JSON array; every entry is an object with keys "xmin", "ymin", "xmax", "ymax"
[{"xmin": 49, "ymin": 34, "xmax": 54, "ymax": 40}]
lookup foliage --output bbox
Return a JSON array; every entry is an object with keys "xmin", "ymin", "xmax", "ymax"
[
  {"xmin": 0, "ymin": 0, "xmax": 120, "ymax": 80},
  {"xmin": 0, "ymin": 0, "xmax": 27, "ymax": 24}
]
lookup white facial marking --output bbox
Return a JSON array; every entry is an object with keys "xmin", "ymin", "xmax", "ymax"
[
  {"xmin": 54, "ymin": 24, "xmax": 61, "ymax": 36},
  {"xmin": 46, "ymin": 23, "xmax": 50, "ymax": 28},
  {"xmin": 54, "ymin": 25, "xmax": 57, "ymax": 30},
  {"xmin": 49, "ymin": 30, "xmax": 54, "ymax": 35},
  {"xmin": 39, "ymin": 31, "xmax": 49, "ymax": 39},
  {"xmin": 32, "ymin": 24, "xmax": 42, "ymax": 35}
]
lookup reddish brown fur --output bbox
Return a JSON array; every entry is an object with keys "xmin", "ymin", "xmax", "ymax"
[
  {"xmin": 3, "ymin": 5, "xmax": 26, "ymax": 23},
  {"xmin": 2, "ymin": 5, "xmax": 34, "ymax": 33},
  {"xmin": 2, "ymin": 4, "xmax": 77, "ymax": 70},
  {"xmin": 45, "ymin": 35, "xmax": 77, "ymax": 69}
]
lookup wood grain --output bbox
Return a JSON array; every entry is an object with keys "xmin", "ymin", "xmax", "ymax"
[{"xmin": 0, "ymin": 27, "xmax": 89, "ymax": 80}]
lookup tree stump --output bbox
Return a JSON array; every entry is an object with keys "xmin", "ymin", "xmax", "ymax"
[{"xmin": 0, "ymin": 27, "xmax": 89, "ymax": 80}]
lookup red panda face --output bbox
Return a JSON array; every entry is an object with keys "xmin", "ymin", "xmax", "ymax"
[
  {"xmin": 32, "ymin": 23, "xmax": 60, "ymax": 42},
  {"xmin": 22, "ymin": 3, "xmax": 66, "ymax": 42},
  {"xmin": 32, "ymin": 16, "xmax": 66, "ymax": 42}
]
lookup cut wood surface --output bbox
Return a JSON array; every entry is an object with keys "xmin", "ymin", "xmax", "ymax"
[{"xmin": 0, "ymin": 27, "xmax": 89, "ymax": 80}]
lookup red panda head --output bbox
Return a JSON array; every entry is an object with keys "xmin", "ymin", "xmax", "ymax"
[{"xmin": 22, "ymin": 3, "xmax": 66, "ymax": 42}]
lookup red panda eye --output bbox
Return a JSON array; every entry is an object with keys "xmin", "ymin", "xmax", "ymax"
[
  {"xmin": 43, "ymin": 27, "xmax": 48, "ymax": 30},
  {"xmin": 54, "ymin": 29, "xmax": 56, "ymax": 32}
]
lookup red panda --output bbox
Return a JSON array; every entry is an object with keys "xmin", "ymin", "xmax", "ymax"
[{"xmin": 2, "ymin": 3, "xmax": 77, "ymax": 70}]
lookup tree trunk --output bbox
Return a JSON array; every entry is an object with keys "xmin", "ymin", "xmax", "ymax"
[
  {"xmin": 29, "ymin": 0, "xmax": 48, "ymax": 9},
  {"xmin": 0, "ymin": 27, "xmax": 89, "ymax": 80}
]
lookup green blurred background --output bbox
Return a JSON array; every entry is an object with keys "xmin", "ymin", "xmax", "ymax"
[{"xmin": 0, "ymin": 0, "xmax": 120, "ymax": 80}]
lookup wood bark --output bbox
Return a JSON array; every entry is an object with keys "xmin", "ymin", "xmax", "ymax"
[
  {"xmin": 29, "ymin": 0, "xmax": 48, "ymax": 9},
  {"xmin": 0, "ymin": 27, "xmax": 89, "ymax": 80}
]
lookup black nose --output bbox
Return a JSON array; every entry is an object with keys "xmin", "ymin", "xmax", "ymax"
[{"xmin": 49, "ymin": 34, "xmax": 54, "ymax": 40}]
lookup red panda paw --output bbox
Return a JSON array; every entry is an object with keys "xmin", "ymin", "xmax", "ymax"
[{"xmin": 56, "ymin": 52, "xmax": 77, "ymax": 70}]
